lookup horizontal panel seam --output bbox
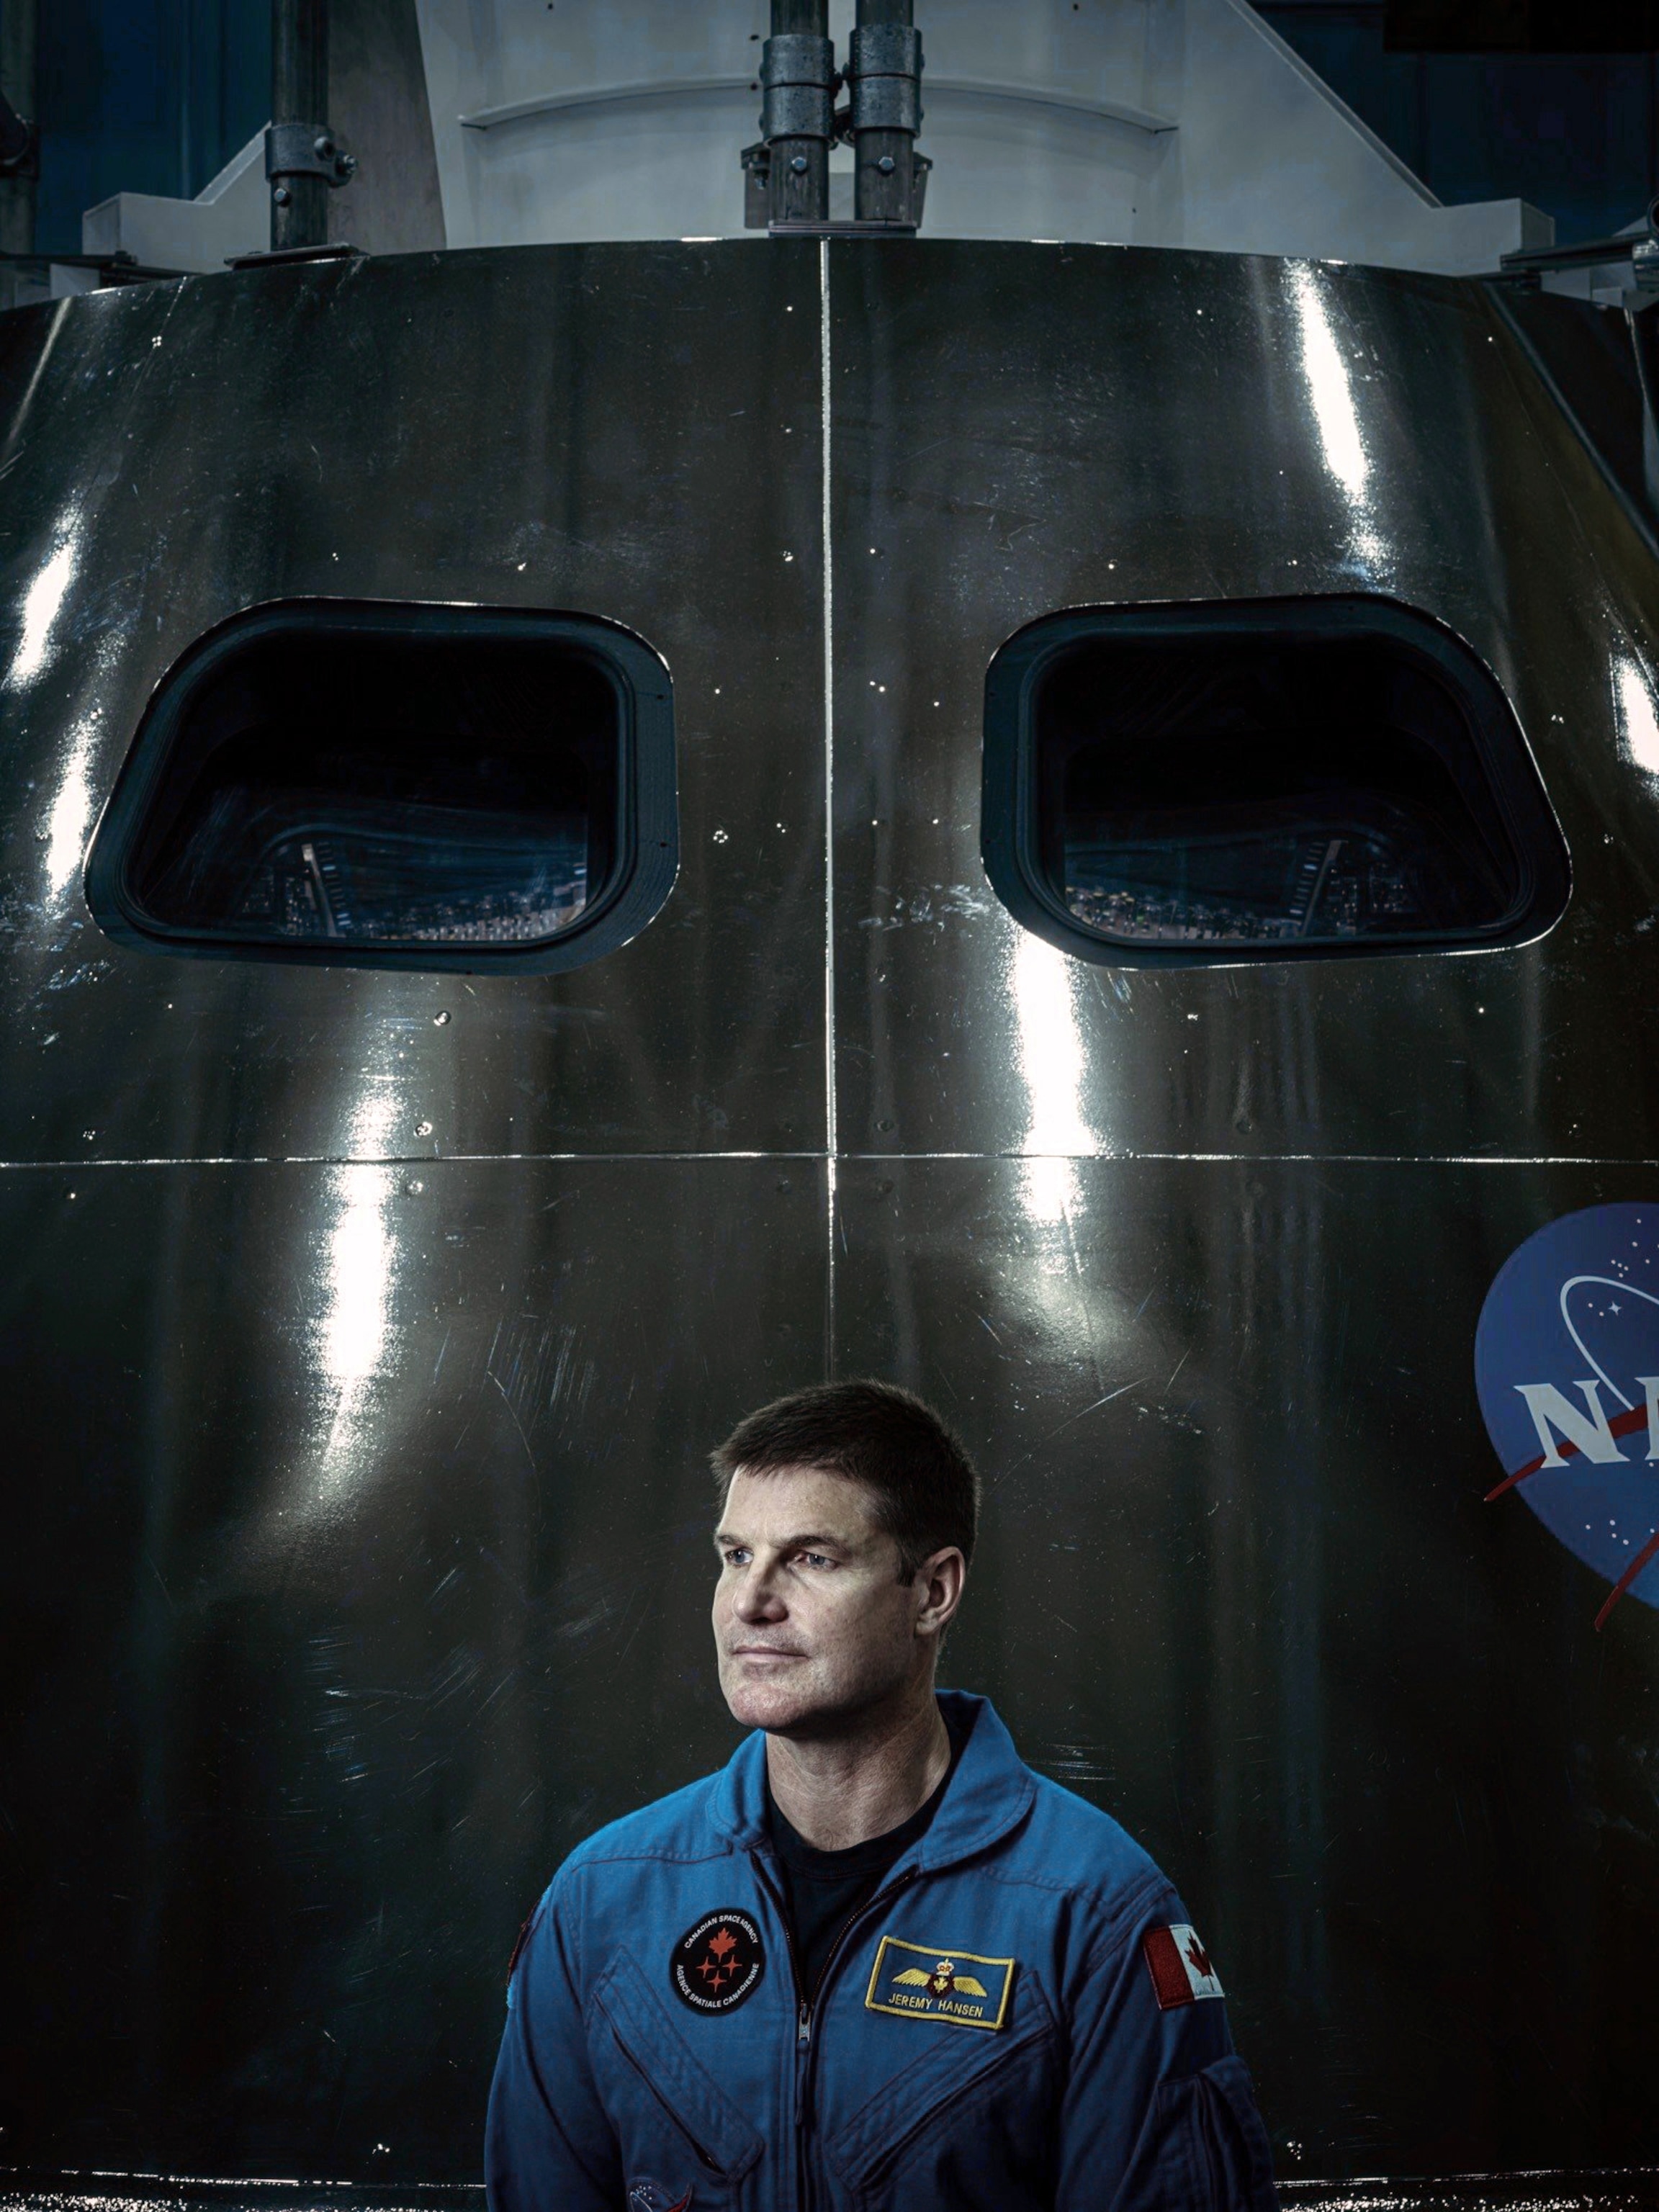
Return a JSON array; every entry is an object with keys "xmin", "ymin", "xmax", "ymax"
[{"xmin": 0, "ymin": 1151, "xmax": 1647, "ymax": 1171}]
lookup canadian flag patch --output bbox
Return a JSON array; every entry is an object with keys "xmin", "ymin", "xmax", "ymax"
[{"xmin": 1143, "ymin": 1924, "xmax": 1225, "ymax": 2009}]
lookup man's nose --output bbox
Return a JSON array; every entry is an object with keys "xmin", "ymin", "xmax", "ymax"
[{"xmin": 732, "ymin": 1565, "xmax": 788, "ymax": 1621}]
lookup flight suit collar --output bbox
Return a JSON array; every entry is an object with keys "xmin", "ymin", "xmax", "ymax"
[{"xmin": 709, "ymin": 1689, "xmax": 1036, "ymax": 1871}]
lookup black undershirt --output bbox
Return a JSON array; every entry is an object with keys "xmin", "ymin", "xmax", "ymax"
[{"xmin": 764, "ymin": 1702, "xmax": 969, "ymax": 2003}]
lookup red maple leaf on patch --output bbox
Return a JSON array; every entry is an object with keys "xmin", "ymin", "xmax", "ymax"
[
  {"xmin": 707, "ymin": 1925, "xmax": 738, "ymax": 1960},
  {"xmin": 1184, "ymin": 1936, "xmax": 1214, "ymax": 1982}
]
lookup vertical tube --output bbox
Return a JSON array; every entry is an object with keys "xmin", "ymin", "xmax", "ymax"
[
  {"xmin": 1629, "ymin": 305, "xmax": 1659, "ymax": 517},
  {"xmin": 0, "ymin": 0, "xmax": 38, "ymax": 259},
  {"xmin": 271, "ymin": 0, "xmax": 329, "ymax": 251},
  {"xmin": 852, "ymin": 0, "xmax": 920, "ymax": 226},
  {"xmin": 765, "ymin": 0, "xmax": 831, "ymax": 227}
]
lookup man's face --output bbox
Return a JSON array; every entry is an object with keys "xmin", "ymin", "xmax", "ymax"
[{"xmin": 713, "ymin": 1465, "xmax": 949, "ymax": 1736}]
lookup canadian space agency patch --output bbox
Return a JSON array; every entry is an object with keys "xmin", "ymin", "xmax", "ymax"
[
  {"xmin": 669, "ymin": 1907, "xmax": 765, "ymax": 2015},
  {"xmin": 1143, "ymin": 1924, "xmax": 1225, "ymax": 2009},
  {"xmin": 864, "ymin": 1935, "xmax": 1015, "ymax": 2029}
]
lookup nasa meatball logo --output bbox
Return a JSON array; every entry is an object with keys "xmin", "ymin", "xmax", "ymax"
[
  {"xmin": 669, "ymin": 1908, "xmax": 764, "ymax": 2015},
  {"xmin": 1475, "ymin": 1202, "xmax": 1659, "ymax": 1628}
]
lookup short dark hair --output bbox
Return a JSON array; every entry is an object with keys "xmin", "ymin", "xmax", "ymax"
[{"xmin": 711, "ymin": 1380, "xmax": 980, "ymax": 1579}]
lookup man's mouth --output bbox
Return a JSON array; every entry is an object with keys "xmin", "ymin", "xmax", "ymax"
[{"xmin": 730, "ymin": 1645, "xmax": 806, "ymax": 1661}]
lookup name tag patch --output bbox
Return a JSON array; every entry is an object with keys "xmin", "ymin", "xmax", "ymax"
[
  {"xmin": 1143, "ymin": 1923, "xmax": 1225, "ymax": 2009},
  {"xmin": 865, "ymin": 1934, "xmax": 1015, "ymax": 2031}
]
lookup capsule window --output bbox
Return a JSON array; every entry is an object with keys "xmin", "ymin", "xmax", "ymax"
[
  {"xmin": 982, "ymin": 597, "xmax": 1568, "ymax": 965},
  {"xmin": 87, "ymin": 602, "xmax": 675, "ymax": 972}
]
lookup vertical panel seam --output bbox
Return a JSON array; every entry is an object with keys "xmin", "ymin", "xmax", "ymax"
[{"xmin": 821, "ymin": 236, "xmax": 837, "ymax": 1376}]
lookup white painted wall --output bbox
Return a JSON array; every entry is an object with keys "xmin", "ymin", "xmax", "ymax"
[
  {"xmin": 81, "ymin": 0, "xmax": 1555, "ymax": 281},
  {"xmin": 416, "ymin": 0, "xmax": 1552, "ymax": 274}
]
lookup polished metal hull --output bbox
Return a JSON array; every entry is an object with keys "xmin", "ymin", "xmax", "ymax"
[{"xmin": 1, "ymin": 240, "xmax": 1655, "ymax": 2199}]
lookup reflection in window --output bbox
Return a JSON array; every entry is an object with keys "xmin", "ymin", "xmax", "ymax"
[
  {"xmin": 89, "ymin": 603, "xmax": 676, "ymax": 974},
  {"xmin": 192, "ymin": 813, "xmax": 590, "ymax": 945},
  {"xmin": 985, "ymin": 599, "xmax": 1568, "ymax": 965}
]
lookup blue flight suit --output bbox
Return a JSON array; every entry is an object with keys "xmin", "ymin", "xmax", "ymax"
[{"xmin": 486, "ymin": 1689, "xmax": 1277, "ymax": 2211}]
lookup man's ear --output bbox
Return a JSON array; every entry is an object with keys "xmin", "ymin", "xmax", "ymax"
[{"xmin": 914, "ymin": 1545, "xmax": 966, "ymax": 1638}]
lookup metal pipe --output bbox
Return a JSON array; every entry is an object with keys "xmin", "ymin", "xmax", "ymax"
[
  {"xmin": 0, "ymin": 0, "xmax": 39, "ymax": 259},
  {"xmin": 763, "ymin": 0, "xmax": 831, "ymax": 226},
  {"xmin": 271, "ymin": 0, "xmax": 330, "ymax": 250},
  {"xmin": 851, "ymin": 0, "xmax": 922, "ymax": 227},
  {"xmin": 1627, "ymin": 304, "xmax": 1659, "ymax": 516}
]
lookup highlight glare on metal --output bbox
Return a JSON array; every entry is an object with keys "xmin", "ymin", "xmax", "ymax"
[
  {"xmin": 1615, "ymin": 654, "xmax": 1659, "ymax": 781},
  {"xmin": 10, "ymin": 529, "xmax": 77, "ymax": 687}
]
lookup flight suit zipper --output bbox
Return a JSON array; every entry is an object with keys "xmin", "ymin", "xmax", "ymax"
[{"xmin": 749, "ymin": 1848, "xmax": 922, "ymax": 2212}]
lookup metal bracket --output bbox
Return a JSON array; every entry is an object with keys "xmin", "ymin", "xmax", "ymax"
[
  {"xmin": 1496, "ymin": 199, "xmax": 1659, "ymax": 292},
  {"xmin": 741, "ymin": 141, "xmax": 773, "ymax": 229},
  {"xmin": 225, "ymin": 240, "xmax": 359, "ymax": 271},
  {"xmin": 265, "ymin": 120, "xmax": 358, "ymax": 192},
  {"xmin": 742, "ymin": 145, "xmax": 931, "ymax": 235}
]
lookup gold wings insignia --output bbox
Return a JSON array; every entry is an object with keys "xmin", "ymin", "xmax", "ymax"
[
  {"xmin": 891, "ymin": 1968, "xmax": 933, "ymax": 1987},
  {"xmin": 953, "ymin": 1974, "xmax": 989, "ymax": 1997}
]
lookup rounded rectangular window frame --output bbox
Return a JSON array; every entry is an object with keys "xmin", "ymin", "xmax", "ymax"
[
  {"xmin": 981, "ymin": 593, "xmax": 1571, "ymax": 968},
  {"xmin": 85, "ymin": 598, "xmax": 678, "ymax": 976}
]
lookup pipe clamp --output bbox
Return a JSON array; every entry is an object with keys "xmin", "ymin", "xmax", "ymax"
[
  {"xmin": 265, "ymin": 121, "xmax": 357, "ymax": 188},
  {"xmin": 848, "ymin": 24, "xmax": 923, "ymax": 135}
]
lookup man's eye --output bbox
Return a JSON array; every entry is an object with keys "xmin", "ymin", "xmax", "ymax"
[
  {"xmin": 724, "ymin": 1548, "xmax": 750, "ymax": 1567},
  {"xmin": 802, "ymin": 1552, "xmax": 835, "ymax": 1569}
]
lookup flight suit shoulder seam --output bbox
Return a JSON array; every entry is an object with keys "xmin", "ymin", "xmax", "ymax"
[
  {"xmin": 968, "ymin": 1860, "xmax": 1082, "ymax": 1899},
  {"xmin": 972, "ymin": 1856, "xmax": 1172, "ymax": 1921},
  {"xmin": 563, "ymin": 1841, "xmax": 734, "ymax": 1874},
  {"xmin": 1075, "ymin": 1868, "xmax": 1182, "ymax": 1969}
]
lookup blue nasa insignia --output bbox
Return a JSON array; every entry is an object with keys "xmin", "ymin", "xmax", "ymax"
[
  {"xmin": 864, "ymin": 1935, "xmax": 1015, "ymax": 2030},
  {"xmin": 1475, "ymin": 1201, "xmax": 1659, "ymax": 1625}
]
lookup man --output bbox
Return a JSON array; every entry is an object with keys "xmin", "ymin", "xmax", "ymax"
[{"xmin": 487, "ymin": 1380, "xmax": 1277, "ymax": 2211}]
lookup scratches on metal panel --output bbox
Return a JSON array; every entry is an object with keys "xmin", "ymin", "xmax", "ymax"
[
  {"xmin": 485, "ymin": 1370, "xmax": 538, "ymax": 1475},
  {"xmin": 855, "ymin": 882, "xmax": 994, "ymax": 932},
  {"xmin": 986, "ymin": 1376, "xmax": 1148, "ymax": 1490}
]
